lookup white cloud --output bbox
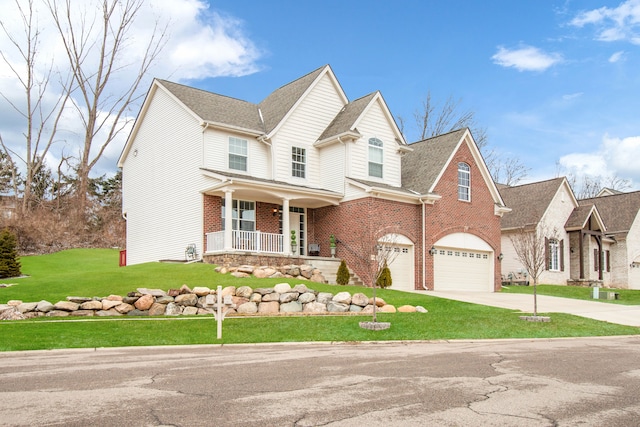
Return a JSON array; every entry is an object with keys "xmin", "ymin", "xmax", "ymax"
[
  {"xmin": 559, "ymin": 134, "xmax": 640, "ymax": 187},
  {"xmin": 0, "ymin": 0, "xmax": 264, "ymax": 178},
  {"xmin": 608, "ymin": 50, "xmax": 626, "ymax": 62},
  {"xmin": 570, "ymin": 0, "xmax": 640, "ymax": 45},
  {"xmin": 491, "ymin": 45, "xmax": 562, "ymax": 72},
  {"xmin": 562, "ymin": 92, "xmax": 583, "ymax": 101}
]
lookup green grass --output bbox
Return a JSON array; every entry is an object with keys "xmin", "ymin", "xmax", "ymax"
[
  {"xmin": 501, "ymin": 284, "xmax": 640, "ymax": 305},
  {"xmin": 1, "ymin": 249, "xmax": 638, "ymax": 352}
]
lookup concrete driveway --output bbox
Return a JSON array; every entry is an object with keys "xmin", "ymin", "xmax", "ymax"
[{"xmin": 415, "ymin": 290, "xmax": 640, "ymax": 327}]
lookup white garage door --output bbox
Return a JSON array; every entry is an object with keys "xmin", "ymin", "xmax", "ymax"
[
  {"xmin": 434, "ymin": 247, "xmax": 492, "ymax": 291},
  {"xmin": 433, "ymin": 233, "xmax": 494, "ymax": 292},
  {"xmin": 378, "ymin": 234, "xmax": 414, "ymax": 291},
  {"xmin": 387, "ymin": 244, "xmax": 414, "ymax": 291}
]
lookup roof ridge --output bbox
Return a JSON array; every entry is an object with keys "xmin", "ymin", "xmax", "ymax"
[
  {"xmin": 580, "ymin": 189, "xmax": 640, "ymax": 201},
  {"xmin": 408, "ymin": 127, "xmax": 468, "ymax": 145},
  {"xmin": 157, "ymin": 79, "xmax": 257, "ymax": 106},
  {"xmin": 259, "ymin": 64, "xmax": 329, "ymax": 102}
]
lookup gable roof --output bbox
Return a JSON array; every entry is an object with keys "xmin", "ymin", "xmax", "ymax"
[
  {"xmin": 579, "ymin": 191, "xmax": 640, "ymax": 235},
  {"xmin": 258, "ymin": 65, "xmax": 335, "ymax": 134},
  {"xmin": 157, "ymin": 79, "xmax": 264, "ymax": 133},
  {"xmin": 401, "ymin": 128, "xmax": 507, "ymax": 213},
  {"xmin": 317, "ymin": 92, "xmax": 375, "ymax": 142},
  {"xmin": 499, "ymin": 177, "xmax": 569, "ymax": 230},
  {"xmin": 401, "ymin": 128, "xmax": 467, "ymax": 194},
  {"xmin": 564, "ymin": 204, "xmax": 606, "ymax": 232}
]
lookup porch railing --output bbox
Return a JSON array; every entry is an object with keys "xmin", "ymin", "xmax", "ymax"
[{"xmin": 206, "ymin": 230, "xmax": 284, "ymax": 254}]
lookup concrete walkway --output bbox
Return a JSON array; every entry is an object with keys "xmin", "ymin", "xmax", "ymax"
[{"xmin": 409, "ymin": 290, "xmax": 640, "ymax": 327}]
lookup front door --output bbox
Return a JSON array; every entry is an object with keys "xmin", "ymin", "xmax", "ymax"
[{"xmin": 289, "ymin": 211, "xmax": 304, "ymax": 256}]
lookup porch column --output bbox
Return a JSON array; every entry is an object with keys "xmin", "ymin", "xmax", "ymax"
[
  {"xmin": 224, "ymin": 189, "xmax": 234, "ymax": 251},
  {"xmin": 282, "ymin": 198, "xmax": 290, "ymax": 254}
]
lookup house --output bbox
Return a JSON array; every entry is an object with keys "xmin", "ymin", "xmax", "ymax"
[
  {"xmin": 578, "ymin": 191, "xmax": 640, "ymax": 289},
  {"xmin": 499, "ymin": 178, "xmax": 640, "ymax": 289},
  {"xmin": 118, "ymin": 65, "xmax": 509, "ymax": 291}
]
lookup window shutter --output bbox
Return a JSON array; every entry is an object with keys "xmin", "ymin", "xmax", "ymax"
[
  {"xmin": 545, "ymin": 237, "xmax": 549, "ymax": 271},
  {"xmin": 606, "ymin": 250, "xmax": 611, "ymax": 272},
  {"xmin": 560, "ymin": 239, "xmax": 565, "ymax": 272},
  {"xmin": 594, "ymin": 249, "xmax": 599, "ymax": 271}
]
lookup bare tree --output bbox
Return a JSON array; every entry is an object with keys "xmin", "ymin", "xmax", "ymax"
[
  {"xmin": 509, "ymin": 224, "xmax": 556, "ymax": 317},
  {"xmin": 0, "ymin": 0, "xmax": 73, "ymax": 214},
  {"xmin": 44, "ymin": 0, "xmax": 168, "ymax": 217},
  {"xmin": 486, "ymin": 149, "xmax": 530, "ymax": 186},
  {"xmin": 338, "ymin": 226, "xmax": 401, "ymax": 323},
  {"xmin": 567, "ymin": 172, "xmax": 631, "ymax": 199},
  {"xmin": 399, "ymin": 91, "xmax": 529, "ymax": 185}
]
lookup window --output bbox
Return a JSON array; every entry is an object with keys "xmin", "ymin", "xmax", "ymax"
[
  {"xmin": 292, "ymin": 147, "xmax": 306, "ymax": 178},
  {"xmin": 458, "ymin": 162, "xmax": 470, "ymax": 201},
  {"xmin": 368, "ymin": 137, "xmax": 383, "ymax": 178},
  {"xmin": 548, "ymin": 239, "xmax": 560, "ymax": 271},
  {"xmin": 221, "ymin": 199, "xmax": 255, "ymax": 231},
  {"xmin": 229, "ymin": 137, "xmax": 247, "ymax": 171}
]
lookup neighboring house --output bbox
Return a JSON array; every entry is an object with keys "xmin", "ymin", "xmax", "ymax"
[
  {"xmin": 118, "ymin": 65, "xmax": 509, "ymax": 291},
  {"xmin": 578, "ymin": 191, "xmax": 640, "ymax": 289},
  {"xmin": 499, "ymin": 178, "xmax": 640, "ymax": 289}
]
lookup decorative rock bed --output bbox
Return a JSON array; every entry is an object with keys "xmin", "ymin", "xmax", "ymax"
[
  {"xmin": 0, "ymin": 283, "xmax": 428, "ymax": 320},
  {"xmin": 216, "ymin": 264, "xmax": 326, "ymax": 283}
]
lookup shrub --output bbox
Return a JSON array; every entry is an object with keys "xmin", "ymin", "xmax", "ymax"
[
  {"xmin": 0, "ymin": 228, "xmax": 21, "ymax": 278},
  {"xmin": 336, "ymin": 259, "xmax": 350, "ymax": 285},
  {"xmin": 376, "ymin": 260, "xmax": 392, "ymax": 289}
]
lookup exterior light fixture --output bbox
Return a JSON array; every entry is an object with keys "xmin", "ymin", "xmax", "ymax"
[
  {"xmin": 429, "ymin": 246, "xmax": 437, "ymax": 255},
  {"xmin": 272, "ymin": 208, "xmax": 278, "ymax": 216},
  {"xmin": 498, "ymin": 253, "xmax": 504, "ymax": 261}
]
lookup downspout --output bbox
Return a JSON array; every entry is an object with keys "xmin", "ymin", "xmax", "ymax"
[
  {"xmin": 201, "ymin": 122, "xmax": 211, "ymax": 168},
  {"xmin": 419, "ymin": 197, "xmax": 427, "ymax": 290}
]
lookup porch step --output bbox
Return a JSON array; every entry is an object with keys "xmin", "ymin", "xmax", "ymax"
[{"xmin": 307, "ymin": 258, "xmax": 362, "ymax": 286}]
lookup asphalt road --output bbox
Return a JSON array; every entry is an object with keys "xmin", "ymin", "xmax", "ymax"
[{"xmin": 2, "ymin": 337, "xmax": 640, "ymax": 426}]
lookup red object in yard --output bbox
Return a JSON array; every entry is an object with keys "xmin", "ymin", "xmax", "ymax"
[{"xmin": 119, "ymin": 250, "xmax": 127, "ymax": 267}]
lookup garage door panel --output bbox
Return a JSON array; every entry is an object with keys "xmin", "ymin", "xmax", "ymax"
[{"xmin": 434, "ymin": 248, "xmax": 492, "ymax": 291}]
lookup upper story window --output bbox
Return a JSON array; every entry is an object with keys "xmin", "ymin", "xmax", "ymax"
[
  {"xmin": 458, "ymin": 162, "xmax": 470, "ymax": 201},
  {"xmin": 292, "ymin": 147, "xmax": 306, "ymax": 178},
  {"xmin": 548, "ymin": 239, "xmax": 560, "ymax": 271},
  {"xmin": 229, "ymin": 137, "xmax": 247, "ymax": 171},
  {"xmin": 368, "ymin": 137, "xmax": 383, "ymax": 178}
]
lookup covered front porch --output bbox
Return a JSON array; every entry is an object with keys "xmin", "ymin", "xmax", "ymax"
[{"xmin": 201, "ymin": 169, "xmax": 342, "ymax": 257}]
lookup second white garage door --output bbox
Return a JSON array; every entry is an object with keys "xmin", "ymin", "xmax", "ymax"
[{"xmin": 432, "ymin": 233, "xmax": 494, "ymax": 292}]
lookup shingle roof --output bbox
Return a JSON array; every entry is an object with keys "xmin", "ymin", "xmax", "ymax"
[
  {"xmin": 347, "ymin": 177, "xmax": 420, "ymax": 196},
  {"xmin": 499, "ymin": 177, "xmax": 565, "ymax": 229},
  {"xmin": 401, "ymin": 128, "xmax": 467, "ymax": 194},
  {"xmin": 564, "ymin": 204, "xmax": 597, "ymax": 230},
  {"xmin": 579, "ymin": 191, "xmax": 640, "ymax": 235},
  {"xmin": 258, "ymin": 65, "xmax": 326, "ymax": 133},
  {"xmin": 157, "ymin": 79, "xmax": 264, "ymax": 132},
  {"xmin": 318, "ymin": 92, "xmax": 375, "ymax": 141}
]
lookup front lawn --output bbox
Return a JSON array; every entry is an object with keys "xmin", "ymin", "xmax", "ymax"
[
  {"xmin": 501, "ymin": 284, "xmax": 640, "ymax": 305},
  {"xmin": 1, "ymin": 249, "xmax": 638, "ymax": 352}
]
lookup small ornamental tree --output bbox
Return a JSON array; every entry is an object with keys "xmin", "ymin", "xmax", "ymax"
[
  {"xmin": 376, "ymin": 260, "xmax": 392, "ymax": 288},
  {"xmin": 0, "ymin": 228, "xmax": 21, "ymax": 278},
  {"xmin": 336, "ymin": 259, "xmax": 350, "ymax": 285}
]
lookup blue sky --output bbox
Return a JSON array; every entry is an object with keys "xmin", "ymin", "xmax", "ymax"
[{"xmin": 1, "ymin": 0, "xmax": 639, "ymax": 190}]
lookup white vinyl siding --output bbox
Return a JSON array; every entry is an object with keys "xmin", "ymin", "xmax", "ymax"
[
  {"xmin": 272, "ymin": 73, "xmax": 345, "ymax": 185},
  {"xmin": 122, "ymin": 87, "xmax": 208, "ymax": 265},
  {"xmin": 348, "ymin": 100, "xmax": 402, "ymax": 187},
  {"xmin": 319, "ymin": 142, "xmax": 345, "ymax": 193},
  {"xmin": 203, "ymin": 131, "xmax": 270, "ymax": 179}
]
